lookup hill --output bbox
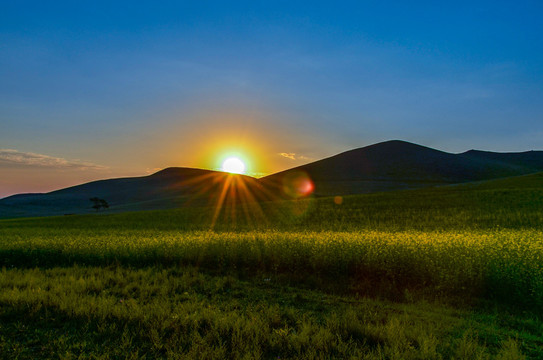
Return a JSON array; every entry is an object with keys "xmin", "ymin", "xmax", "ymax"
[
  {"xmin": 2, "ymin": 140, "xmax": 543, "ymax": 218},
  {"xmin": 0, "ymin": 168, "xmax": 266, "ymax": 218},
  {"xmin": 261, "ymin": 140, "xmax": 543, "ymax": 196}
]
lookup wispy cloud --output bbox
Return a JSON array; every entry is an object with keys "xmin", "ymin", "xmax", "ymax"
[
  {"xmin": 278, "ymin": 152, "xmax": 312, "ymax": 161},
  {"xmin": 279, "ymin": 152, "xmax": 297, "ymax": 160},
  {"xmin": 0, "ymin": 149, "xmax": 108, "ymax": 170}
]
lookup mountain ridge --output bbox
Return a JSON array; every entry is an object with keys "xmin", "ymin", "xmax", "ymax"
[{"xmin": 261, "ymin": 140, "xmax": 543, "ymax": 196}]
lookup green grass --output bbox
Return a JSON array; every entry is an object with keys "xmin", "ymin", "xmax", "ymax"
[
  {"xmin": 1, "ymin": 229, "xmax": 542, "ymax": 308},
  {"xmin": 1, "ymin": 173, "xmax": 543, "ymax": 358},
  {"xmin": 1, "ymin": 266, "xmax": 540, "ymax": 359}
]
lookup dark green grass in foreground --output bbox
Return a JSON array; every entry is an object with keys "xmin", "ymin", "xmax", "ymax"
[
  {"xmin": 1, "ymin": 173, "xmax": 543, "ymax": 358},
  {"xmin": 1, "ymin": 266, "xmax": 540, "ymax": 359}
]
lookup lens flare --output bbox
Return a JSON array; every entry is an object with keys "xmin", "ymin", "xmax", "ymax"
[{"xmin": 282, "ymin": 171, "xmax": 314, "ymax": 198}]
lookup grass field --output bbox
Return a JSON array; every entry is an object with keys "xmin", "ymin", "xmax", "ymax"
[{"xmin": 1, "ymin": 173, "xmax": 543, "ymax": 358}]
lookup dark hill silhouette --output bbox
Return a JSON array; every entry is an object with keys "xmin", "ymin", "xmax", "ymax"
[
  {"xmin": 2, "ymin": 140, "xmax": 543, "ymax": 218},
  {"xmin": 0, "ymin": 168, "xmax": 267, "ymax": 218},
  {"xmin": 461, "ymin": 149, "xmax": 543, "ymax": 170},
  {"xmin": 260, "ymin": 140, "xmax": 543, "ymax": 196}
]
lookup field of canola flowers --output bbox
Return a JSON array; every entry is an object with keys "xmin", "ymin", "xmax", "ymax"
[{"xmin": 1, "ymin": 229, "xmax": 542, "ymax": 309}]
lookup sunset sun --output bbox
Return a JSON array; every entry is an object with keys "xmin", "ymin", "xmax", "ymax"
[{"xmin": 221, "ymin": 157, "xmax": 246, "ymax": 174}]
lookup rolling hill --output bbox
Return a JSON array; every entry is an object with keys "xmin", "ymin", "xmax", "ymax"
[
  {"xmin": 261, "ymin": 140, "xmax": 543, "ymax": 196},
  {"xmin": 1, "ymin": 140, "xmax": 543, "ymax": 218},
  {"xmin": 0, "ymin": 168, "xmax": 267, "ymax": 218}
]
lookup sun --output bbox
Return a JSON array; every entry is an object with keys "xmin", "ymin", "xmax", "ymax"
[{"xmin": 221, "ymin": 157, "xmax": 246, "ymax": 174}]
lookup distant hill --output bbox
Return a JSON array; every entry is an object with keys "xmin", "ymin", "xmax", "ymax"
[
  {"xmin": 2, "ymin": 140, "xmax": 543, "ymax": 218},
  {"xmin": 261, "ymin": 140, "xmax": 543, "ymax": 196},
  {"xmin": 0, "ymin": 168, "xmax": 266, "ymax": 218}
]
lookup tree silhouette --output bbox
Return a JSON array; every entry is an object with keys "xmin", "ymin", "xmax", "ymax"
[
  {"xmin": 90, "ymin": 197, "xmax": 109, "ymax": 211},
  {"xmin": 99, "ymin": 199, "xmax": 109, "ymax": 209}
]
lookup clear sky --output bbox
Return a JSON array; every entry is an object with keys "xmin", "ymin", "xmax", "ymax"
[{"xmin": 1, "ymin": 1, "xmax": 542, "ymax": 197}]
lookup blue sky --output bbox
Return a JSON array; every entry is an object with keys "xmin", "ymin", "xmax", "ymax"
[{"xmin": 1, "ymin": 1, "xmax": 542, "ymax": 196}]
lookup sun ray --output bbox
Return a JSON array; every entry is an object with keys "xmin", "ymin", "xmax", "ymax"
[{"xmin": 161, "ymin": 148, "xmax": 297, "ymax": 229}]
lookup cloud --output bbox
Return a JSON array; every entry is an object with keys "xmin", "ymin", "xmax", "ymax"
[
  {"xmin": 279, "ymin": 152, "xmax": 297, "ymax": 160},
  {"xmin": 0, "ymin": 149, "xmax": 108, "ymax": 170},
  {"xmin": 278, "ymin": 152, "xmax": 312, "ymax": 161}
]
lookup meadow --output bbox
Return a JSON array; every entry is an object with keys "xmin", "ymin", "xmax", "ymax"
[{"xmin": 1, "ymin": 173, "xmax": 542, "ymax": 359}]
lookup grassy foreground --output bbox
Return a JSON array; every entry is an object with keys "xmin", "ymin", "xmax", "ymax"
[{"xmin": 1, "ymin": 173, "xmax": 543, "ymax": 358}]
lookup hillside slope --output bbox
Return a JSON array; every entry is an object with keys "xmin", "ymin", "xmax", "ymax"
[
  {"xmin": 0, "ymin": 168, "xmax": 265, "ymax": 218},
  {"xmin": 261, "ymin": 140, "xmax": 543, "ymax": 196}
]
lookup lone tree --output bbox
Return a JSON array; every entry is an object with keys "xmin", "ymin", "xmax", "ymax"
[
  {"xmin": 99, "ymin": 199, "xmax": 109, "ymax": 209},
  {"xmin": 90, "ymin": 197, "xmax": 109, "ymax": 211}
]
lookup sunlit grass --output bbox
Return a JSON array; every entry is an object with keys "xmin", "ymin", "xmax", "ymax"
[{"xmin": 1, "ymin": 229, "xmax": 542, "ymax": 308}]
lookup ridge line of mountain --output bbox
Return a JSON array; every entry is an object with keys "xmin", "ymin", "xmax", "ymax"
[{"xmin": 2, "ymin": 139, "xmax": 543, "ymax": 218}]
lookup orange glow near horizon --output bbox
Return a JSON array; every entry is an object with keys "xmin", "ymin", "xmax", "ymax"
[
  {"xmin": 150, "ymin": 108, "xmax": 328, "ymax": 179},
  {"xmin": 164, "ymin": 108, "xmax": 317, "ymax": 178},
  {"xmin": 197, "ymin": 136, "xmax": 265, "ymax": 177}
]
